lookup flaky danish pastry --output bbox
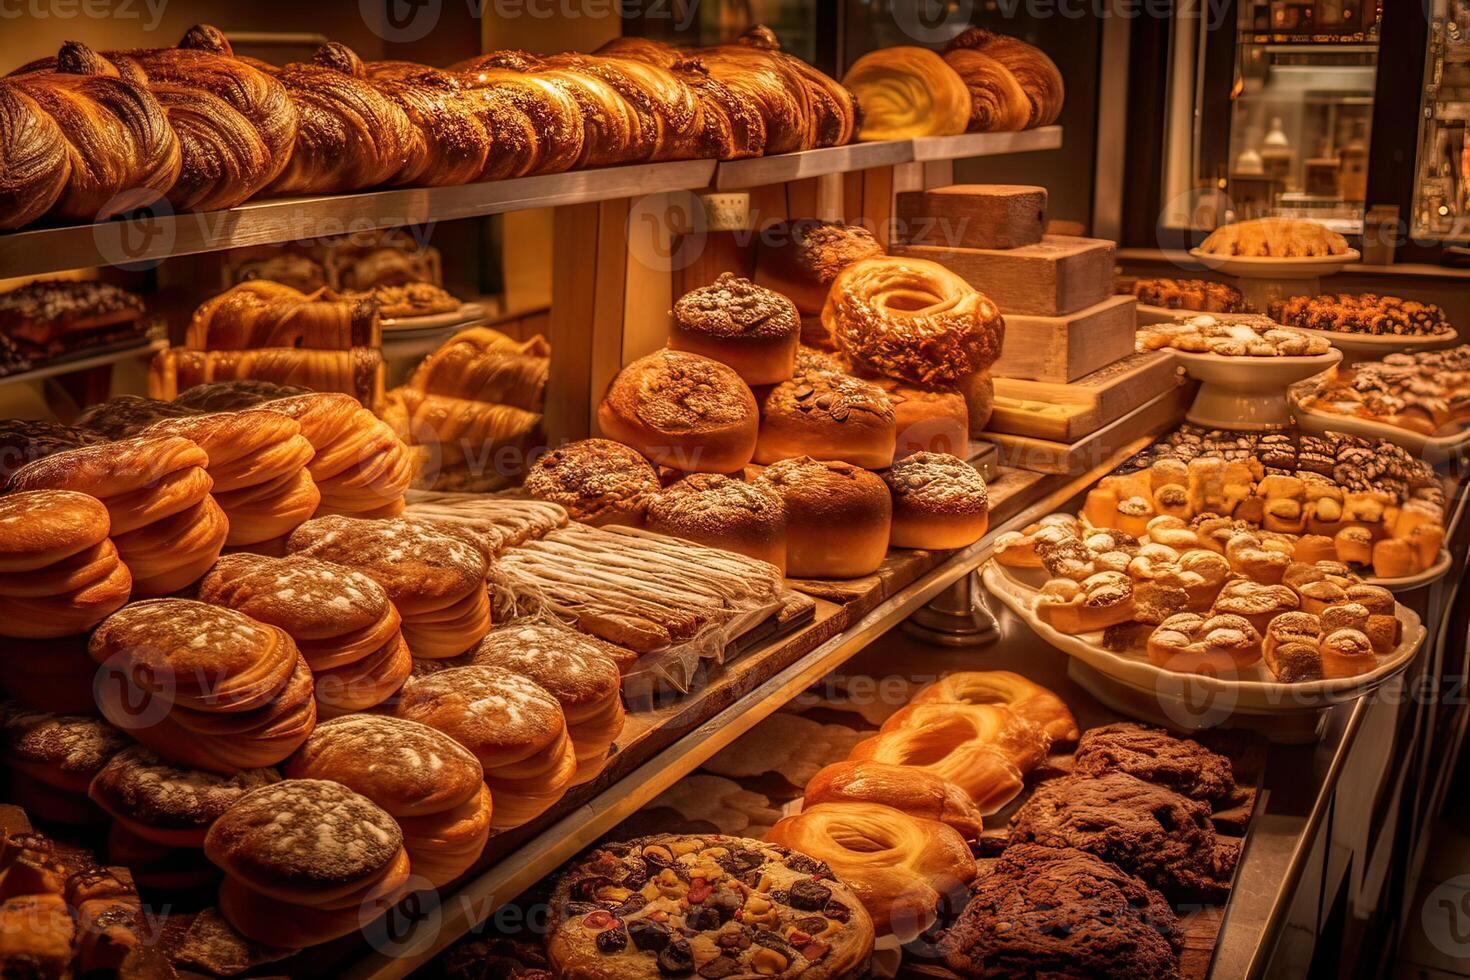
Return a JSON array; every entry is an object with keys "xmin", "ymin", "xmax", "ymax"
[
  {"xmin": 944, "ymin": 29, "xmax": 1064, "ymax": 129},
  {"xmin": 842, "ymin": 47, "xmax": 970, "ymax": 141}
]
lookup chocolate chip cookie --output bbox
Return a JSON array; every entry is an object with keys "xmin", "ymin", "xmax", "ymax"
[{"xmin": 1071, "ymin": 723, "xmax": 1237, "ymax": 804}]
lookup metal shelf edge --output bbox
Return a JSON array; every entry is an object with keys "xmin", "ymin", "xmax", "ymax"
[{"xmin": 0, "ymin": 338, "xmax": 168, "ymax": 389}]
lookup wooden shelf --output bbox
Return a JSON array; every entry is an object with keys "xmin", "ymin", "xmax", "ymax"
[
  {"xmin": 910, "ymin": 125, "xmax": 1063, "ymax": 162},
  {"xmin": 714, "ymin": 140, "xmax": 914, "ymax": 189},
  {"xmin": 0, "ymin": 338, "xmax": 166, "ymax": 389}
]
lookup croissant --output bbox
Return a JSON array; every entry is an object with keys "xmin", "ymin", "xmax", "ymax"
[
  {"xmin": 409, "ymin": 327, "xmax": 549, "ymax": 410},
  {"xmin": 15, "ymin": 26, "xmax": 298, "ymax": 212},
  {"xmin": 940, "ymin": 45, "xmax": 1031, "ymax": 133},
  {"xmin": 944, "ymin": 28, "xmax": 1064, "ymax": 129},
  {"xmin": 2, "ymin": 42, "xmax": 179, "ymax": 227},
  {"xmin": 185, "ymin": 281, "xmax": 379, "ymax": 350},
  {"xmin": 383, "ymin": 386, "xmax": 541, "ymax": 490},
  {"xmin": 842, "ymin": 47, "xmax": 971, "ymax": 141},
  {"xmin": 250, "ymin": 42, "xmax": 413, "ymax": 195},
  {"xmin": 722, "ymin": 26, "xmax": 856, "ymax": 148},
  {"xmin": 364, "ymin": 60, "xmax": 493, "ymax": 187},
  {"xmin": 455, "ymin": 62, "xmax": 585, "ymax": 177}
]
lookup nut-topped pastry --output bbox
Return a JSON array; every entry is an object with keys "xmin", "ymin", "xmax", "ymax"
[
  {"xmin": 755, "ymin": 219, "xmax": 885, "ymax": 316},
  {"xmin": 1268, "ymin": 293, "xmax": 1452, "ymax": 337},
  {"xmin": 883, "ymin": 451, "xmax": 989, "ymax": 550},
  {"xmin": 669, "ymin": 273, "xmax": 801, "ymax": 386},
  {"xmin": 755, "ymin": 371, "xmax": 896, "ymax": 469},
  {"xmin": 547, "ymin": 834, "xmax": 876, "ymax": 980},
  {"xmin": 645, "ymin": 473, "xmax": 788, "ymax": 574},
  {"xmin": 525, "ymin": 439, "xmax": 661, "ymax": 527}
]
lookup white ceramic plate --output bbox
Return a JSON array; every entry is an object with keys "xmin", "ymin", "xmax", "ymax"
[
  {"xmin": 381, "ymin": 303, "xmax": 488, "ymax": 334},
  {"xmin": 981, "ymin": 561, "xmax": 1424, "ymax": 713},
  {"xmin": 1188, "ymin": 249, "xmax": 1362, "ymax": 279},
  {"xmin": 1168, "ymin": 346, "xmax": 1341, "ymax": 430},
  {"xmin": 1286, "ymin": 326, "xmax": 1459, "ymax": 357},
  {"xmin": 1289, "ymin": 395, "xmax": 1470, "ymax": 461},
  {"xmin": 1373, "ymin": 549, "xmax": 1454, "ymax": 592},
  {"xmin": 1136, "ymin": 303, "xmax": 1257, "ymax": 326}
]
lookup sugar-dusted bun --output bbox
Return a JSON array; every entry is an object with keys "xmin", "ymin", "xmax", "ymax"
[
  {"xmin": 884, "ymin": 452, "xmax": 990, "ymax": 550},
  {"xmin": 88, "ymin": 745, "xmax": 280, "ymax": 848},
  {"xmin": 395, "ymin": 782, "xmax": 493, "ymax": 887},
  {"xmin": 866, "ymin": 377, "xmax": 970, "ymax": 458},
  {"xmin": 260, "ymin": 392, "xmax": 413, "ymax": 518},
  {"xmin": 804, "ymin": 760, "xmax": 985, "ymax": 841},
  {"xmin": 287, "ymin": 515, "xmax": 490, "ymax": 658},
  {"xmin": 754, "ymin": 219, "xmax": 886, "ymax": 316},
  {"xmin": 464, "ymin": 622, "xmax": 625, "ymax": 785},
  {"xmin": 644, "ymin": 472, "xmax": 787, "ymax": 573},
  {"xmin": 757, "ymin": 456, "xmax": 891, "ymax": 578},
  {"xmin": 523, "ymin": 438, "xmax": 660, "ymax": 527},
  {"xmin": 756, "ymin": 371, "xmax": 896, "ymax": 469},
  {"xmin": 596, "ymin": 349, "xmax": 758, "ymax": 473},
  {"xmin": 89, "ymin": 599, "xmax": 298, "ymax": 713},
  {"xmin": 216, "ymin": 862, "xmax": 412, "ymax": 947},
  {"xmin": 669, "ymin": 273, "xmax": 801, "ymax": 386},
  {"xmin": 284, "ymin": 714, "xmax": 483, "ymax": 818},
  {"xmin": 0, "ymin": 493, "xmax": 131, "ymax": 638},
  {"xmin": 204, "ymin": 778, "xmax": 409, "ymax": 910},
  {"xmin": 1, "ymin": 707, "xmax": 127, "ymax": 797},
  {"xmin": 395, "ymin": 665, "xmax": 575, "ymax": 829}
]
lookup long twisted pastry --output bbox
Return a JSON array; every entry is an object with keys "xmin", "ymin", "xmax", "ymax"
[{"xmin": 364, "ymin": 61, "xmax": 494, "ymax": 188}]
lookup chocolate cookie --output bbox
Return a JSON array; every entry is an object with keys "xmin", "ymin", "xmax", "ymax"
[
  {"xmin": 1071, "ymin": 723, "xmax": 1237, "ymax": 805},
  {"xmin": 1008, "ymin": 772, "xmax": 1236, "ymax": 900},
  {"xmin": 940, "ymin": 844, "xmax": 1182, "ymax": 979}
]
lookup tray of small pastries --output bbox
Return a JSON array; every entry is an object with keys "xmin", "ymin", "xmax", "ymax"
[
  {"xmin": 1291, "ymin": 345, "xmax": 1470, "ymax": 456},
  {"xmin": 433, "ymin": 666, "xmax": 1262, "ymax": 980},
  {"xmin": 1266, "ymin": 293, "xmax": 1458, "ymax": 355},
  {"xmin": 1186, "ymin": 218, "xmax": 1361, "ymax": 277}
]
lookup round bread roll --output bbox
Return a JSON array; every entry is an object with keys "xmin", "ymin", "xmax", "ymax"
[
  {"xmin": 464, "ymin": 622, "xmax": 625, "ymax": 785},
  {"xmin": 287, "ymin": 515, "xmax": 490, "ymax": 658},
  {"xmin": 883, "ymin": 452, "xmax": 990, "ymax": 549},
  {"xmin": 0, "ymin": 490, "xmax": 131, "ymax": 638},
  {"xmin": 88, "ymin": 745, "xmax": 280, "ymax": 848},
  {"xmin": 956, "ymin": 370, "xmax": 995, "ymax": 432},
  {"xmin": 755, "ymin": 219, "xmax": 886, "ymax": 316},
  {"xmin": 669, "ymin": 273, "xmax": 800, "ymax": 386},
  {"xmin": 284, "ymin": 715, "xmax": 491, "ymax": 887},
  {"xmin": 644, "ymin": 472, "xmax": 787, "ymax": 574},
  {"xmin": 756, "ymin": 371, "xmax": 896, "ymax": 469},
  {"xmin": 757, "ymin": 457, "xmax": 891, "ymax": 579},
  {"xmin": 524, "ymin": 439, "xmax": 661, "ymax": 527},
  {"xmin": 260, "ymin": 392, "xmax": 413, "ymax": 519},
  {"xmin": 2, "ymin": 708, "xmax": 126, "ymax": 823},
  {"xmin": 596, "ymin": 349, "xmax": 758, "ymax": 474},
  {"xmin": 866, "ymin": 378, "xmax": 969, "ymax": 458},
  {"xmin": 395, "ymin": 665, "xmax": 575, "ymax": 829}
]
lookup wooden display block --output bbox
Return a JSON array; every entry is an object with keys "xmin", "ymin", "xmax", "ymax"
[
  {"xmin": 988, "ymin": 350, "xmax": 1184, "ymax": 441},
  {"xmin": 894, "ymin": 184, "xmax": 1047, "ymax": 250},
  {"xmin": 990, "ymin": 294, "xmax": 1137, "ymax": 383},
  {"xmin": 897, "ymin": 235, "xmax": 1115, "ymax": 316},
  {"xmin": 981, "ymin": 383, "xmax": 1192, "ymax": 475}
]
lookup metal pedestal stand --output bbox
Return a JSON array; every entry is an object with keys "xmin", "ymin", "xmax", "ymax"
[{"xmin": 902, "ymin": 570, "xmax": 1000, "ymax": 647}]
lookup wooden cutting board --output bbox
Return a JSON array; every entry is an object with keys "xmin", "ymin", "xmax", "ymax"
[
  {"xmin": 981, "ymin": 383, "xmax": 1193, "ymax": 475},
  {"xmin": 988, "ymin": 350, "xmax": 1183, "ymax": 440}
]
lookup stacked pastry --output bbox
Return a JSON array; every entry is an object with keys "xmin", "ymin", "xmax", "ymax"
[
  {"xmin": 262, "ymin": 392, "xmax": 413, "ymax": 518},
  {"xmin": 767, "ymin": 671, "xmax": 1076, "ymax": 939},
  {"xmin": 395, "ymin": 666, "xmax": 575, "ymax": 829},
  {"xmin": 1, "ymin": 706, "xmax": 127, "ymax": 824},
  {"xmin": 1296, "ymin": 345, "xmax": 1470, "ymax": 437},
  {"xmin": 285, "ymin": 716, "xmax": 493, "ymax": 887},
  {"xmin": 88, "ymin": 746, "xmax": 279, "ymax": 891},
  {"xmin": 144, "ymin": 410, "xmax": 319, "ymax": 548},
  {"xmin": 150, "ymin": 280, "xmax": 386, "ymax": 411},
  {"xmin": 0, "ymin": 419, "xmax": 105, "ymax": 483},
  {"xmin": 198, "ymin": 553, "xmax": 411, "ymax": 717},
  {"xmin": 88, "ymin": 599, "xmax": 316, "ymax": 772},
  {"xmin": 383, "ymin": 327, "xmax": 551, "ymax": 492},
  {"xmin": 288, "ymin": 515, "xmax": 490, "ymax": 659},
  {"xmin": 8, "ymin": 434, "xmax": 227, "ymax": 597},
  {"xmin": 203, "ymin": 779, "xmax": 413, "ymax": 947}
]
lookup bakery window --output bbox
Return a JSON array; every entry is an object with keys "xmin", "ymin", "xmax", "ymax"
[{"xmin": 1412, "ymin": 0, "xmax": 1470, "ymax": 242}]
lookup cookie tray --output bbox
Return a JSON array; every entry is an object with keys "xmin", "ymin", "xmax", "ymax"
[
  {"xmin": 980, "ymin": 561, "xmax": 1425, "ymax": 715},
  {"xmin": 1288, "ymin": 394, "xmax": 1470, "ymax": 462}
]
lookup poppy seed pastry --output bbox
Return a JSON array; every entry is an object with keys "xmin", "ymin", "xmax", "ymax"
[
  {"xmin": 524, "ymin": 438, "xmax": 661, "ymax": 527},
  {"xmin": 755, "ymin": 371, "xmax": 896, "ymax": 469},
  {"xmin": 547, "ymin": 834, "xmax": 875, "ymax": 979},
  {"xmin": 756, "ymin": 456, "xmax": 890, "ymax": 579},
  {"xmin": 597, "ymin": 349, "xmax": 759, "ymax": 474},
  {"xmin": 883, "ymin": 451, "xmax": 989, "ymax": 550},
  {"xmin": 669, "ymin": 273, "xmax": 801, "ymax": 385},
  {"xmin": 644, "ymin": 472, "xmax": 788, "ymax": 574}
]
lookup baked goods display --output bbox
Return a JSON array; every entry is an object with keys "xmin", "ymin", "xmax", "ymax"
[
  {"xmin": 339, "ymin": 282, "xmax": 461, "ymax": 319},
  {"xmin": 263, "ymin": 391, "xmax": 413, "ymax": 517},
  {"xmin": 0, "ymin": 490, "xmax": 130, "ymax": 638},
  {"xmin": 8, "ymin": 434, "xmax": 228, "ymax": 597},
  {"xmin": 645, "ymin": 473, "xmax": 789, "ymax": 574},
  {"xmin": 198, "ymin": 553, "xmax": 411, "ymax": 717},
  {"xmin": 88, "ymin": 599, "xmax": 316, "ymax": 772},
  {"xmin": 1138, "ymin": 313, "xmax": 1333, "ymax": 357},
  {"xmin": 598, "ymin": 349, "xmax": 759, "ymax": 474},
  {"xmin": 0, "ymin": 280, "xmax": 150, "ymax": 369},
  {"xmin": 1197, "ymin": 217, "xmax": 1350, "ymax": 258},
  {"xmin": 1123, "ymin": 277, "xmax": 1251, "ymax": 314},
  {"xmin": 395, "ymin": 665, "xmax": 575, "ymax": 829},
  {"xmin": 203, "ymin": 778, "xmax": 413, "ymax": 947},
  {"xmin": 547, "ymin": 834, "xmax": 875, "ymax": 979},
  {"xmin": 1293, "ymin": 346, "xmax": 1470, "ymax": 439},
  {"xmin": 942, "ymin": 28, "xmax": 1065, "ymax": 132},
  {"xmin": 882, "ymin": 451, "xmax": 990, "ymax": 550},
  {"xmin": 669, "ymin": 273, "xmax": 800, "ymax": 386},
  {"xmin": 384, "ymin": 327, "xmax": 550, "ymax": 492},
  {"xmin": 842, "ymin": 47, "xmax": 972, "ymax": 141},
  {"xmin": 284, "ymin": 715, "xmax": 491, "ymax": 887},
  {"xmin": 524, "ymin": 438, "xmax": 661, "ymax": 527},
  {"xmin": 287, "ymin": 515, "xmax": 491, "ymax": 659},
  {"xmin": 756, "ymin": 457, "xmax": 891, "ymax": 578},
  {"xmin": 1268, "ymin": 293, "xmax": 1453, "ymax": 338},
  {"xmin": 755, "ymin": 370, "xmax": 896, "ymax": 469},
  {"xmin": 754, "ymin": 220, "xmax": 886, "ymax": 319}
]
